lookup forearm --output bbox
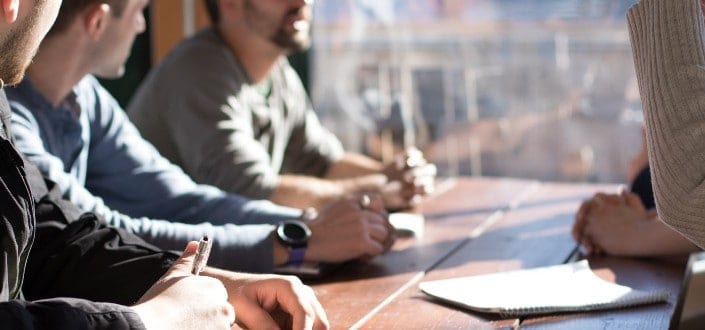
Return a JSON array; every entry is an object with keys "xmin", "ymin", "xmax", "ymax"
[
  {"xmin": 270, "ymin": 174, "xmax": 386, "ymax": 209},
  {"xmin": 324, "ymin": 152, "xmax": 384, "ymax": 179},
  {"xmin": 270, "ymin": 174, "xmax": 344, "ymax": 209},
  {"xmin": 628, "ymin": 0, "xmax": 705, "ymax": 248},
  {"xmin": 631, "ymin": 218, "xmax": 699, "ymax": 256},
  {"xmin": 105, "ymin": 213, "xmax": 279, "ymax": 273}
]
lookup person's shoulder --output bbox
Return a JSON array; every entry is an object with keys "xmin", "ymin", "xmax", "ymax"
[
  {"xmin": 74, "ymin": 75, "xmax": 107, "ymax": 94},
  {"xmin": 145, "ymin": 27, "xmax": 240, "ymax": 92},
  {"xmin": 160, "ymin": 27, "xmax": 231, "ymax": 71},
  {"xmin": 7, "ymin": 79, "xmax": 51, "ymax": 115},
  {"xmin": 75, "ymin": 75, "xmax": 114, "ymax": 103},
  {"xmin": 6, "ymin": 78, "xmax": 40, "ymax": 104}
]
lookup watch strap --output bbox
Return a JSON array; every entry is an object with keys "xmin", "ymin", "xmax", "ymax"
[{"xmin": 286, "ymin": 247, "xmax": 307, "ymax": 266}]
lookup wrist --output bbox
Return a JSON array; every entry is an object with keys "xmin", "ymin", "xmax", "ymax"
[
  {"xmin": 131, "ymin": 303, "xmax": 164, "ymax": 330},
  {"xmin": 273, "ymin": 215, "xmax": 312, "ymax": 266},
  {"xmin": 273, "ymin": 233, "xmax": 290, "ymax": 266}
]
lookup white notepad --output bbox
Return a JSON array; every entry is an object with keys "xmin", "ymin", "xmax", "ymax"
[
  {"xmin": 419, "ymin": 260, "xmax": 669, "ymax": 317},
  {"xmin": 389, "ymin": 212, "xmax": 425, "ymax": 238}
]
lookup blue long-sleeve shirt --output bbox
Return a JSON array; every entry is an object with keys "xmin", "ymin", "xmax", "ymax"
[{"xmin": 7, "ymin": 76, "xmax": 300, "ymax": 272}]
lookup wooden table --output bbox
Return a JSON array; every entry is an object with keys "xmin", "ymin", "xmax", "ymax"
[{"xmin": 308, "ymin": 177, "xmax": 688, "ymax": 329}]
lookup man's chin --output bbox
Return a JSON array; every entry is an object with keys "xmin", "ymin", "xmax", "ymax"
[
  {"xmin": 2, "ymin": 69, "xmax": 27, "ymax": 87},
  {"xmin": 95, "ymin": 67, "xmax": 126, "ymax": 80}
]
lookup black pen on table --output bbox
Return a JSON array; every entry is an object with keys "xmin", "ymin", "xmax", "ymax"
[{"xmin": 191, "ymin": 235, "xmax": 212, "ymax": 275}]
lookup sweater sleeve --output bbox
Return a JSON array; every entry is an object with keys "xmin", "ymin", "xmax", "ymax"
[{"xmin": 628, "ymin": 0, "xmax": 705, "ymax": 248}]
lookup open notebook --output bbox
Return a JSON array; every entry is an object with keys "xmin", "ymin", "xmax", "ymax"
[{"xmin": 419, "ymin": 260, "xmax": 669, "ymax": 317}]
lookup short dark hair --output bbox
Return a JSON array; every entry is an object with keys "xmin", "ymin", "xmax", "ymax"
[
  {"xmin": 204, "ymin": 0, "xmax": 220, "ymax": 24},
  {"xmin": 48, "ymin": 0, "xmax": 128, "ymax": 36}
]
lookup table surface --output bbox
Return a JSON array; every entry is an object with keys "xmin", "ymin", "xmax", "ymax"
[{"xmin": 306, "ymin": 177, "xmax": 688, "ymax": 329}]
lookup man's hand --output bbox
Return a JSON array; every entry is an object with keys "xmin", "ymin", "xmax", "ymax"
[
  {"xmin": 305, "ymin": 194, "xmax": 395, "ymax": 262},
  {"xmin": 382, "ymin": 147, "xmax": 437, "ymax": 210},
  {"xmin": 203, "ymin": 270, "xmax": 330, "ymax": 330},
  {"xmin": 132, "ymin": 242, "xmax": 235, "ymax": 330}
]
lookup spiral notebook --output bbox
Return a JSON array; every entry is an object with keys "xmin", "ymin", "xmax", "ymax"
[{"xmin": 419, "ymin": 260, "xmax": 669, "ymax": 317}]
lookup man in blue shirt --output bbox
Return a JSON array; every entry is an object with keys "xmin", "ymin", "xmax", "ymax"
[{"xmin": 9, "ymin": 0, "xmax": 393, "ymax": 273}]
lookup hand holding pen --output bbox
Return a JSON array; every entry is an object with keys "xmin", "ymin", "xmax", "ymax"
[{"xmin": 132, "ymin": 238, "xmax": 234, "ymax": 329}]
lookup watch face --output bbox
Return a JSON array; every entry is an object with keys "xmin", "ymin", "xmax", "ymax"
[
  {"xmin": 277, "ymin": 220, "xmax": 311, "ymax": 247},
  {"xmin": 284, "ymin": 223, "xmax": 307, "ymax": 240}
]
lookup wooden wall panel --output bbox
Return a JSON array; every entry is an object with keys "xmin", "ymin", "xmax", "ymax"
[{"xmin": 150, "ymin": 0, "xmax": 212, "ymax": 64}]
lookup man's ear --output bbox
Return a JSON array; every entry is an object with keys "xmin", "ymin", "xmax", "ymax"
[
  {"xmin": 84, "ymin": 3, "xmax": 110, "ymax": 40},
  {"xmin": 2, "ymin": 0, "xmax": 19, "ymax": 23}
]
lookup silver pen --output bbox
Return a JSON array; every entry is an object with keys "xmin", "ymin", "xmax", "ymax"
[{"xmin": 191, "ymin": 235, "xmax": 212, "ymax": 275}]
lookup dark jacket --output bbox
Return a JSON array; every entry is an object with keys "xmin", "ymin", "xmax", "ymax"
[{"xmin": 0, "ymin": 89, "xmax": 177, "ymax": 329}]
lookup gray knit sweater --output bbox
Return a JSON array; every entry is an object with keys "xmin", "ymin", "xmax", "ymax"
[{"xmin": 628, "ymin": 0, "xmax": 705, "ymax": 248}]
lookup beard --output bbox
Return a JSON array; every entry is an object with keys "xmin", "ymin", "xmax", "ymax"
[
  {"xmin": 0, "ymin": 1, "xmax": 45, "ymax": 86},
  {"xmin": 244, "ymin": 1, "xmax": 312, "ymax": 54},
  {"xmin": 270, "ymin": 25, "xmax": 311, "ymax": 53}
]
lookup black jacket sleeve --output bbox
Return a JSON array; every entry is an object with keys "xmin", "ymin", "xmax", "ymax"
[
  {"xmin": 22, "ymin": 161, "xmax": 179, "ymax": 305},
  {"xmin": 0, "ymin": 298, "xmax": 146, "ymax": 329}
]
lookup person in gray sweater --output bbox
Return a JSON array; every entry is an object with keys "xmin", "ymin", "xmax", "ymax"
[{"xmin": 627, "ymin": 0, "xmax": 705, "ymax": 249}]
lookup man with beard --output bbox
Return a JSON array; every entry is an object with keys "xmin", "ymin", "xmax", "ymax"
[
  {"xmin": 0, "ymin": 1, "xmax": 328, "ymax": 328},
  {"xmin": 128, "ymin": 0, "xmax": 437, "ymax": 211}
]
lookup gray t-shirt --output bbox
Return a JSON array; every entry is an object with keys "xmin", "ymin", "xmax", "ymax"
[{"xmin": 128, "ymin": 27, "xmax": 344, "ymax": 199}]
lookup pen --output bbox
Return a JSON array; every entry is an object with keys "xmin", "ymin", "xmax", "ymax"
[{"xmin": 191, "ymin": 235, "xmax": 212, "ymax": 275}]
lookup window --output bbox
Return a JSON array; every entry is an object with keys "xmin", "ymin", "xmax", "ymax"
[{"xmin": 310, "ymin": 0, "xmax": 641, "ymax": 183}]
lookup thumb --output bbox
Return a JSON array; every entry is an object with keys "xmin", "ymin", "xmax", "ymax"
[{"xmin": 166, "ymin": 241, "xmax": 199, "ymax": 276}]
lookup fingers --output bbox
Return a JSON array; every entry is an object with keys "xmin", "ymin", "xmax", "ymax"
[
  {"xmin": 282, "ymin": 283, "xmax": 330, "ymax": 330},
  {"xmin": 234, "ymin": 278, "xmax": 330, "ymax": 330},
  {"xmin": 572, "ymin": 199, "xmax": 592, "ymax": 242},
  {"xmin": 231, "ymin": 294, "xmax": 281, "ymax": 329},
  {"xmin": 402, "ymin": 164, "xmax": 436, "ymax": 192},
  {"xmin": 361, "ymin": 213, "xmax": 391, "ymax": 255},
  {"xmin": 358, "ymin": 193, "xmax": 386, "ymax": 215},
  {"xmin": 166, "ymin": 241, "xmax": 199, "ymax": 276},
  {"xmin": 225, "ymin": 303, "xmax": 236, "ymax": 328},
  {"xmin": 596, "ymin": 192, "xmax": 630, "ymax": 206},
  {"xmin": 580, "ymin": 218, "xmax": 602, "ymax": 256},
  {"xmin": 312, "ymin": 197, "xmax": 393, "ymax": 260},
  {"xmin": 366, "ymin": 215, "xmax": 391, "ymax": 244},
  {"xmin": 404, "ymin": 163, "xmax": 437, "ymax": 182},
  {"xmin": 624, "ymin": 191, "xmax": 647, "ymax": 214}
]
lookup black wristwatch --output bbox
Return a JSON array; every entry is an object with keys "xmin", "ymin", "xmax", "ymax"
[{"xmin": 276, "ymin": 219, "xmax": 311, "ymax": 265}]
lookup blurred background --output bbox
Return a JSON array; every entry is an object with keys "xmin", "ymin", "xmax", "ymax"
[
  {"xmin": 118, "ymin": 0, "xmax": 642, "ymax": 184},
  {"xmin": 309, "ymin": 0, "xmax": 641, "ymax": 183}
]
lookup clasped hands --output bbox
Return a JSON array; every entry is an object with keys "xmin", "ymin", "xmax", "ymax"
[
  {"xmin": 572, "ymin": 190, "xmax": 655, "ymax": 256},
  {"xmin": 305, "ymin": 193, "xmax": 396, "ymax": 263},
  {"xmin": 381, "ymin": 147, "xmax": 437, "ymax": 210}
]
